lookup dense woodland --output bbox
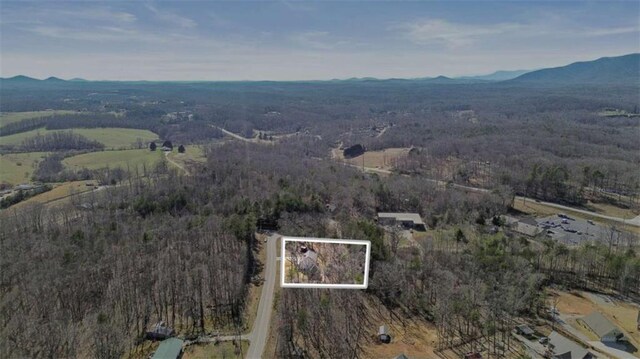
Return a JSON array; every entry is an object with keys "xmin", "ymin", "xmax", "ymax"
[
  {"xmin": 1, "ymin": 140, "xmax": 638, "ymax": 358},
  {"xmin": 2, "ymin": 79, "xmax": 638, "ymax": 207},
  {"xmin": 0, "ymin": 76, "xmax": 639, "ymax": 358}
]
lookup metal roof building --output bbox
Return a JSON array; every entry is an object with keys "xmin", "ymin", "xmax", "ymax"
[
  {"xmin": 581, "ymin": 312, "xmax": 624, "ymax": 342},
  {"xmin": 151, "ymin": 338, "xmax": 184, "ymax": 359},
  {"xmin": 547, "ymin": 331, "xmax": 591, "ymax": 359}
]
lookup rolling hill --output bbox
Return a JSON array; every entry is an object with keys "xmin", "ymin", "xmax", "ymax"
[{"xmin": 510, "ymin": 53, "xmax": 640, "ymax": 85}]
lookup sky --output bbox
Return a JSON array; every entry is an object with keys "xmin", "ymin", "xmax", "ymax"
[{"xmin": 1, "ymin": 1, "xmax": 639, "ymax": 81}]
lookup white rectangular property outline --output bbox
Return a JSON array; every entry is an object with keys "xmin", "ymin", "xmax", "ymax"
[{"xmin": 280, "ymin": 236, "xmax": 371, "ymax": 289}]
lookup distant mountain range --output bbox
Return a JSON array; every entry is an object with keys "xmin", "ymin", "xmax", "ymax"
[
  {"xmin": 2, "ymin": 53, "xmax": 638, "ymax": 85},
  {"xmin": 510, "ymin": 53, "xmax": 639, "ymax": 85},
  {"xmin": 458, "ymin": 69, "xmax": 531, "ymax": 81}
]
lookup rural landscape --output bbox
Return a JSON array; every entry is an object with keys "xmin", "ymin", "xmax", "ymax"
[{"xmin": 1, "ymin": 1, "xmax": 640, "ymax": 359}]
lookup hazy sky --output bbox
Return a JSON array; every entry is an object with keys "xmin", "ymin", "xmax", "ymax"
[{"xmin": 1, "ymin": 1, "xmax": 638, "ymax": 81}]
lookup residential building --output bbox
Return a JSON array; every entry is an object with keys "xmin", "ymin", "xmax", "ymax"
[
  {"xmin": 378, "ymin": 212, "xmax": 427, "ymax": 231},
  {"xmin": 581, "ymin": 312, "xmax": 625, "ymax": 342},
  {"xmin": 547, "ymin": 331, "xmax": 591, "ymax": 359}
]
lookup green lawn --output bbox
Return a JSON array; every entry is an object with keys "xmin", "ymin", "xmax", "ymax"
[
  {"xmin": 0, "ymin": 127, "xmax": 159, "ymax": 149},
  {"xmin": 166, "ymin": 144, "xmax": 207, "ymax": 163},
  {"xmin": 0, "ymin": 110, "xmax": 81, "ymax": 126},
  {"xmin": 63, "ymin": 149, "xmax": 164, "ymax": 171},
  {"xmin": 0, "ymin": 152, "xmax": 49, "ymax": 185}
]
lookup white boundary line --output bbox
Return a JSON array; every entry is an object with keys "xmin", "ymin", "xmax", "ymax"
[{"xmin": 280, "ymin": 236, "xmax": 371, "ymax": 289}]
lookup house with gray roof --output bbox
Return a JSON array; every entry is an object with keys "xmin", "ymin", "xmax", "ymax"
[
  {"xmin": 581, "ymin": 311, "xmax": 625, "ymax": 342},
  {"xmin": 298, "ymin": 248, "xmax": 318, "ymax": 273},
  {"xmin": 378, "ymin": 213, "xmax": 426, "ymax": 231},
  {"xmin": 547, "ymin": 331, "xmax": 591, "ymax": 359}
]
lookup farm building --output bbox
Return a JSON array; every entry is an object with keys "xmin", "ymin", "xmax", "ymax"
[
  {"xmin": 151, "ymin": 338, "xmax": 183, "ymax": 359},
  {"xmin": 581, "ymin": 312, "xmax": 625, "ymax": 342},
  {"xmin": 547, "ymin": 331, "xmax": 591, "ymax": 359},
  {"xmin": 392, "ymin": 354, "xmax": 410, "ymax": 359},
  {"xmin": 377, "ymin": 213, "xmax": 427, "ymax": 231},
  {"xmin": 378, "ymin": 325, "xmax": 391, "ymax": 343}
]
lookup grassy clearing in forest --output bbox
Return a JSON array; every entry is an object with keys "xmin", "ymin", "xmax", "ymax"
[
  {"xmin": 339, "ymin": 147, "xmax": 411, "ymax": 170},
  {"xmin": 1, "ymin": 127, "xmax": 158, "ymax": 149},
  {"xmin": 360, "ymin": 297, "xmax": 439, "ymax": 359},
  {"xmin": 11, "ymin": 181, "xmax": 96, "ymax": 207},
  {"xmin": 0, "ymin": 110, "xmax": 81, "ymax": 126},
  {"xmin": 0, "ymin": 152, "xmax": 48, "ymax": 185},
  {"xmin": 63, "ymin": 149, "xmax": 164, "ymax": 171}
]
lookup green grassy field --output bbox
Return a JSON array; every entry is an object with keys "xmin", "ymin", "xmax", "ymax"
[
  {"xmin": 0, "ymin": 127, "xmax": 158, "ymax": 149},
  {"xmin": 166, "ymin": 145, "xmax": 207, "ymax": 164},
  {"xmin": 0, "ymin": 110, "xmax": 81, "ymax": 126},
  {"xmin": 63, "ymin": 149, "xmax": 164, "ymax": 171},
  {"xmin": 0, "ymin": 152, "xmax": 49, "ymax": 185}
]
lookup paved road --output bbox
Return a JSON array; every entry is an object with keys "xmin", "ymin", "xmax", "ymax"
[
  {"xmin": 217, "ymin": 126, "xmax": 254, "ymax": 142},
  {"xmin": 245, "ymin": 233, "xmax": 279, "ymax": 358}
]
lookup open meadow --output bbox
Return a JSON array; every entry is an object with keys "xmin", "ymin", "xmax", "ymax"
[
  {"xmin": 0, "ymin": 151, "xmax": 48, "ymax": 185},
  {"xmin": 0, "ymin": 110, "xmax": 81, "ymax": 126},
  {"xmin": 0, "ymin": 127, "xmax": 158, "ymax": 149},
  {"xmin": 335, "ymin": 147, "xmax": 412, "ymax": 170},
  {"xmin": 63, "ymin": 148, "xmax": 164, "ymax": 171}
]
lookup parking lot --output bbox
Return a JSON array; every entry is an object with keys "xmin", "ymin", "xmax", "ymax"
[{"xmin": 536, "ymin": 214, "xmax": 619, "ymax": 246}]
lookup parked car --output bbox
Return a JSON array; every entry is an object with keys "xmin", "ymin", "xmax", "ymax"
[{"xmin": 538, "ymin": 337, "xmax": 549, "ymax": 345}]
